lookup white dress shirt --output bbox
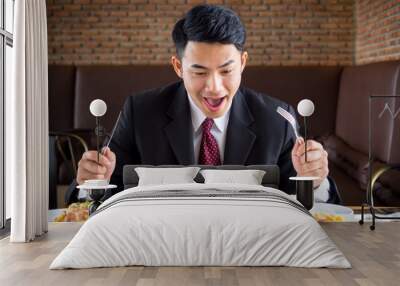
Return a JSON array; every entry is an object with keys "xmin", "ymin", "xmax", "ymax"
[{"xmin": 187, "ymin": 93, "xmax": 330, "ymax": 202}]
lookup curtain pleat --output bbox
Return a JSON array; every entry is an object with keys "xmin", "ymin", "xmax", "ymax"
[
  {"xmin": 8, "ymin": 0, "xmax": 27, "ymax": 242},
  {"xmin": 9, "ymin": 0, "xmax": 48, "ymax": 242}
]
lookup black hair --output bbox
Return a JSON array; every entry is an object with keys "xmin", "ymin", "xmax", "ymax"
[{"xmin": 172, "ymin": 4, "xmax": 246, "ymax": 58}]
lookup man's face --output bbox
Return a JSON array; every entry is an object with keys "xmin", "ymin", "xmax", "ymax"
[{"xmin": 171, "ymin": 42, "xmax": 248, "ymax": 118}]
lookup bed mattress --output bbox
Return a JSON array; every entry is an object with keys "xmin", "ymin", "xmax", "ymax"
[{"xmin": 50, "ymin": 183, "xmax": 351, "ymax": 269}]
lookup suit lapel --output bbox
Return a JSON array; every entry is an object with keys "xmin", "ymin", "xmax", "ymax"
[
  {"xmin": 224, "ymin": 89, "xmax": 256, "ymax": 164},
  {"xmin": 164, "ymin": 83, "xmax": 195, "ymax": 165}
]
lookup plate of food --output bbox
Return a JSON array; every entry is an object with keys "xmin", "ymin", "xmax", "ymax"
[
  {"xmin": 311, "ymin": 203, "xmax": 355, "ymax": 222},
  {"xmin": 54, "ymin": 201, "xmax": 90, "ymax": 222}
]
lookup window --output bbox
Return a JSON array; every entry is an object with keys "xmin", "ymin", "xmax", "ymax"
[
  {"xmin": 5, "ymin": 0, "xmax": 13, "ymax": 34},
  {"xmin": 1, "ymin": 0, "xmax": 14, "ymax": 231}
]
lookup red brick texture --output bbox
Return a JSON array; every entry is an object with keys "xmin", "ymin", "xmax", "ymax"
[
  {"xmin": 46, "ymin": 0, "xmax": 399, "ymax": 66},
  {"xmin": 355, "ymin": 0, "xmax": 400, "ymax": 65}
]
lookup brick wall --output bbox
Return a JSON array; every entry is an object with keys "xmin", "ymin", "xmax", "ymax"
[
  {"xmin": 47, "ymin": 0, "xmax": 354, "ymax": 66},
  {"xmin": 355, "ymin": 0, "xmax": 400, "ymax": 65}
]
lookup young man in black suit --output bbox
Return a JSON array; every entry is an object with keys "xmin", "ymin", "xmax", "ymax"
[{"xmin": 71, "ymin": 4, "xmax": 340, "ymax": 204}]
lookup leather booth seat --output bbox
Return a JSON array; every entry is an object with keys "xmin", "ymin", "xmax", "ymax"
[
  {"xmin": 323, "ymin": 61, "xmax": 400, "ymax": 205},
  {"xmin": 48, "ymin": 61, "xmax": 400, "ymax": 207}
]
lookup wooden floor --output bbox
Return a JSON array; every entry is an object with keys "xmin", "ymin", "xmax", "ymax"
[{"xmin": 1, "ymin": 222, "xmax": 400, "ymax": 286}]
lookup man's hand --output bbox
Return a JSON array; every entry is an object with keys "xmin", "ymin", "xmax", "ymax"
[
  {"xmin": 76, "ymin": 147, "xmax": 116, "ymax": 185},
  {"xmin": 291, "ymin": 138, "xmax": 329, "ymax": 188}
]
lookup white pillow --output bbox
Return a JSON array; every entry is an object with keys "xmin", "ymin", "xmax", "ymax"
[
  {"xmin": 135, "ymin": 167, "xmax": 201, "ymax": 186},
  {"xmin": 200, "ymin": 169, "xmax": 266, "ymax": 185}
]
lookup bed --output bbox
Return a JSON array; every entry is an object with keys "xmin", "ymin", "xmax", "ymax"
[{"xmin": 50, "ymin": 165, "xmax": 351, "ymax": 269}]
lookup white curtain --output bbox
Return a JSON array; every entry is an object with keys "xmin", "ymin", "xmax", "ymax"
[{"xmin": 7, "ymin": 0, "xmax": 49, "ymax": 242}]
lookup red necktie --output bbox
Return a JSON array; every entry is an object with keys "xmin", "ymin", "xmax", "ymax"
[{"xmin": 199, "ymin": 118, "xmax": 221, "ymax": 165}]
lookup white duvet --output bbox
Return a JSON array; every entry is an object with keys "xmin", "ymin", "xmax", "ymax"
[{"xmin": 50, "ymin": 183, "xmax": 351, "ymax": 269}]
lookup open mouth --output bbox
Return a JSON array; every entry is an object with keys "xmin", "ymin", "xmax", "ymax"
[{"xmin": 202, "ymin": 96, "xmax": 226, "ymax": 112}]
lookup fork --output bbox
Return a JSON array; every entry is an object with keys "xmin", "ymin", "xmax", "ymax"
[
  {"xmin": 101, "ymin": 111, "xmax": 122, "ymax": 155},
  {"xmin": 276, "ymin": 106, "xmax": 300, "ymax": 139}
]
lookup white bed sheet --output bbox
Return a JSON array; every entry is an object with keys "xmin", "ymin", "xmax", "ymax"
[{"xmin": 50, "ymin": 183, "xmax": 351, "ymax": 269}]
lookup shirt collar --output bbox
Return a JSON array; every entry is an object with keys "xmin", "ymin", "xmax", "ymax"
[{"xmin": 187, "ymin": 93, "xmax": 231, "ymax": 133}]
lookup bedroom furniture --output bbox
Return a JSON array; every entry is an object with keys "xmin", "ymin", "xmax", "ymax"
[
  {"xmin": 89, "ymin": 99, "xmax": 108, "ymax": 163},
  {"xmin": 296, "ymin": 99, "xmax": 316, "ymax": 162},
  {"xmin": 50, "ymin": 181, "xmax": 349, "ymax": 268},
  {"xmin": 48, "ymin": 61, "xmax": 400, "ymax": 206},
  {"xmin": 123, "ymin": 165, "xmax": 280, "ymax": 189},
  {"xmin": 1, "ymin": 222, "xmax": 399, "ymax": 285},
  {"xmin": 84, "ymin": 165, "xmax": 280, "ymax": 214},
  {"xmin": 48, "ymin": 206, "xmax": 400, "ymax": 223},
  {"xmin": 51, "ymin": 166, "xmax": 347, "ymax": 269},
  {"xmin": 79, "ymin": 185, "xmax": 117, "ymax": 215},
  {"xmin": 76, "ymin": 164, "xmax": 285, "ymax": 213},
  {"xmin": 290, "ymin": 177, "xmax": 315, "ymax": 210}
]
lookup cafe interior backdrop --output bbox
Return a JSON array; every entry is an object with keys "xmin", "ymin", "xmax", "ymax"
[{"xmin": 0, "ymin": 0, "xmax": 399, "ymax": 284}]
